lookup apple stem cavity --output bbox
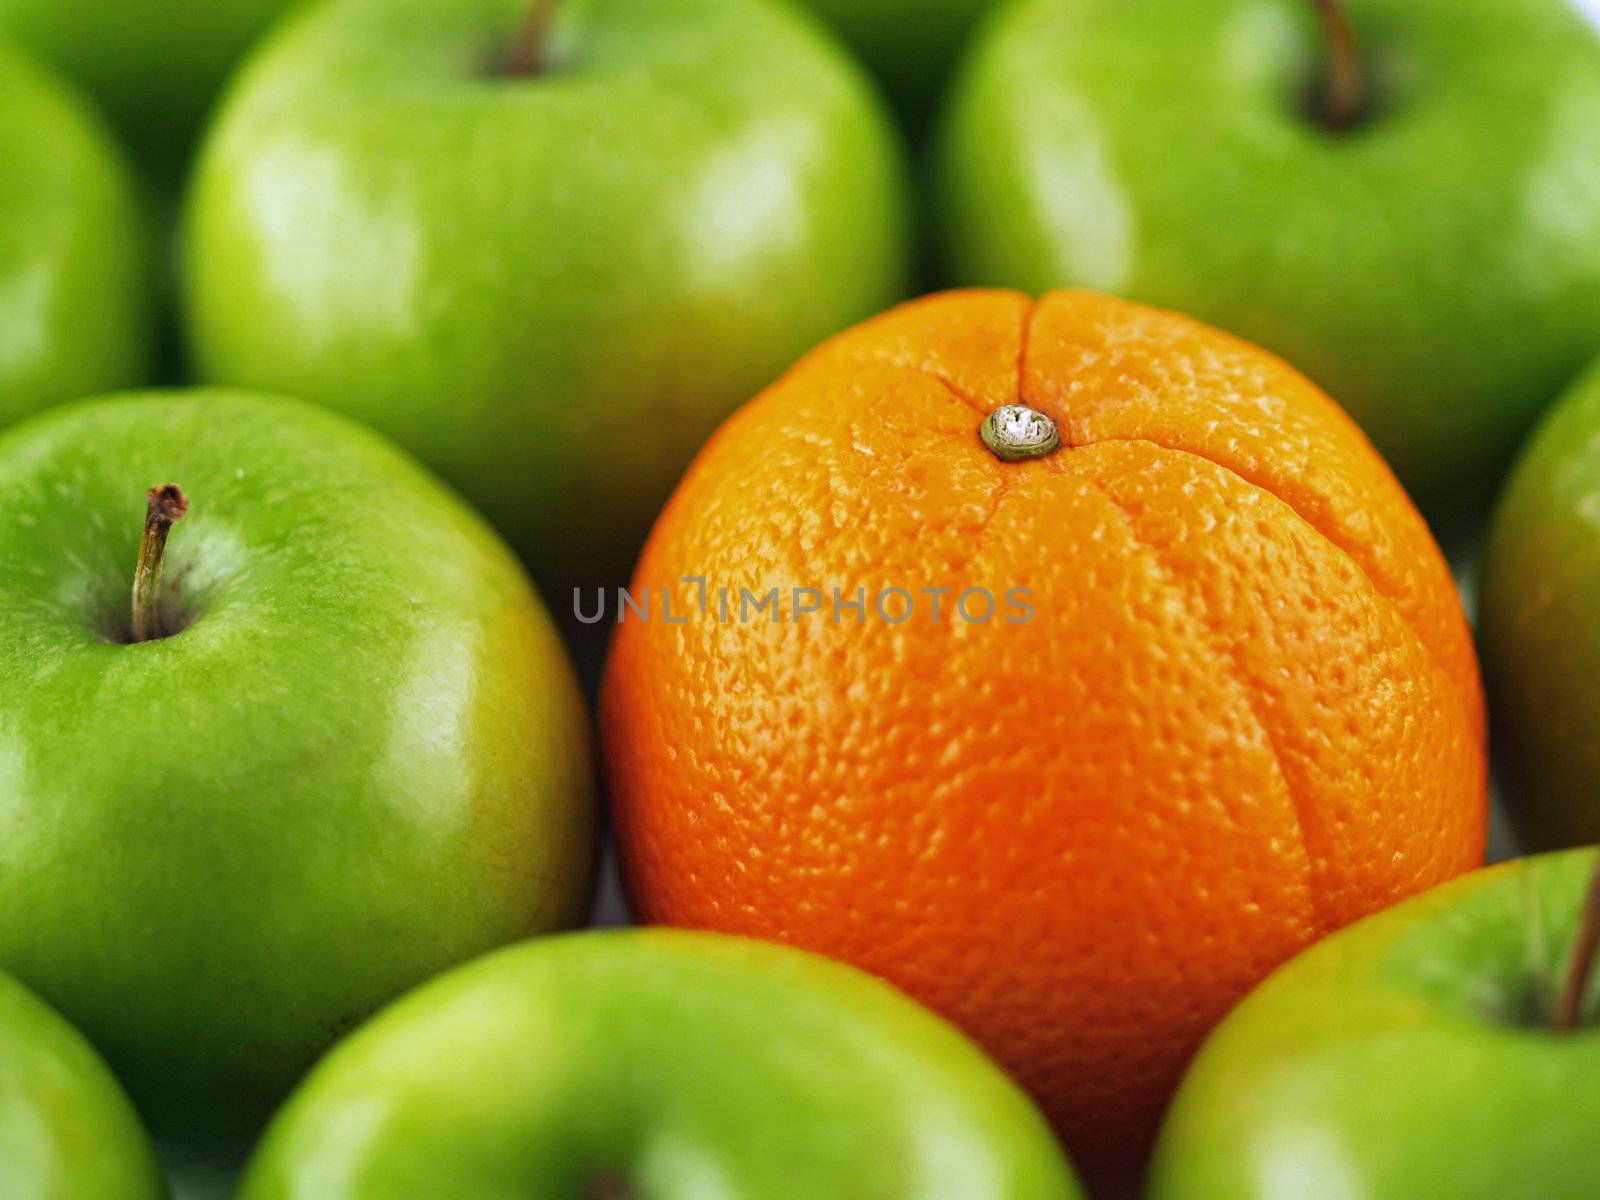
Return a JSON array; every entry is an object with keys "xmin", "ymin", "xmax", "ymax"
[
  {"xmin": 131, "ymin": 484, "xmax": 188, "ymax": 644},
  {"xmin": 500, "ymin": 0, "xmax": 556, "ymax": 76},
  {"xmin": 585, "ymin": 1174, "xmax": 634, "ymax": 1200},
  {"xmin": 1553, "ymin": 853, "xmax": 1600, "ymax": 1032},
  {"xmin": 1311, "ymin": 0, "xmax": 1364, "ymax": 130}
]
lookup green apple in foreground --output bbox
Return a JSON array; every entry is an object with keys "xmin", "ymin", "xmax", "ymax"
[
  {"xmin": 0, "ymin": 44, "xmax": 152, "ymax": 428},
  {"xmin": 1148, "ymin": 849, "xmax": 1600, "ymax": 1199},
  {"xmin": 184, "ymin": 0, "xmax": 910, "ymax": 591},
  {"xmin": 0, "ymin": 0, "xmax": 296, "ymax": 185},
  {"xmin": 1481, "ymin": 356, "xmax": 1600, "ymax": 849},
  {"xmin": 807, "ymin": 0, "xmax": 997, "ymax": 132},
  {"xmin": 0, "ymin": 970, "xmax": 165, "ymax": 1200},
  {"xmin": 0, "ymin": 391, "xmax": 594, "ymax": 1151},
  {"xmin": 238, "ymin": 929, "xmax": 1083, "ymax": 1199},
  {"xmin": 934, "ymin": 0, "xmax": 1600, "ymax": 516}
]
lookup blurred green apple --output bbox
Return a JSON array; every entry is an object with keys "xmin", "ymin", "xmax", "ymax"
[
  {"xmin": 238, "ymin": 929, "xmax": 1084, "ymax": 1199},
  {"xmin": 0, "ymin": 0, "xmax": 297, "ymax": 185},
  {"xmin": 0, "ymin": 44, "xmax": 153, "ymax": 426},
  {"xmin": 934, "ymin": 0, "xmax": 1600, "ymax": 517},
  {"xmin": 1149, "ymin": 848, "xmax": 1600, "ymax": 1200},
  {"xmin": 0, "ymin": 391, "xmax": 594, "ymax": 1153},
  {"xmin": 0, "ymin": 970, "xmax": 166, "ymax": 1200},
  {"xmin": 183, "ymin": 0, "xmax": 910, "ymax": 592},
  {"xmin": 1481, "ymin": 354, "xmax": 1600, "ymax": 849},
  {"xmin": 807, "ymin": 0, "xmax": 997, "ymax": 132}
]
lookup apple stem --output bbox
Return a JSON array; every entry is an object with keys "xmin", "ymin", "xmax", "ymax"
[
  {"xmin": 501, "ymin": 0, "xmax": 556, "ymax": 76},
  {"xmin": 1311, "ymin": 0, "xmax": 1364, "ymax": 130},
  {"xmin": 131, "ymin": 484, "xmax": 188, "ymax": 643},
  {"xmin": 1553, "ymin": 853, "xmax": 1600, "ymax": 1033}
]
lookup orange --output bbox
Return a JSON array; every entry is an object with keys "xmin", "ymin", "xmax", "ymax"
[{"xmin": 601, "ymin": 290, "xmax": 1486, "ymax": 1175}]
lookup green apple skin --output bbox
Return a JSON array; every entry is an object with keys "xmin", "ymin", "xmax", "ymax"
[
  {"xmin": 183, "ymin": 0, "xmax": 911, "ymax": 591},
  {"xmin": 0, "ymin": 44, "xmax": 153, "ymax": 428},
  {"xmin": 0, "ymin": 391, "xmax": 595, "ymax": 1150},
  {"xmin": 237, "ymin": 929, "xmax": 1084, "ymax": 1200},
  {"xmin": 0, "ymin": 970, "xmax": 167, "ymax": 1200},
  {"xmin": 807, "ymin": 0, "xmax": 997, "ymax": 133},
  {"xmin": 1147, "ymin": 849, "xmax": 1600, "ymax": 1200},
  {"xmin": 0, "ymin": 0, "xmax": 297, "ymax": 185},
  {"xmin": 933, "ymin": 0, "xmax": 1600, "ymax": 516},
  {"xmin": 1480, "ymin": 356, "xmax": 1600, "ymax": 849}
]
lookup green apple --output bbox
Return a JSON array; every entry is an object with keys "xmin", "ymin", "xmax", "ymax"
[
  {"xmin": 0, "ymin": 969, "xmax": 166, "ymax": 1200},
  {"xmin": 933, "ymin": 0, "xmax": 1600, "ymax": 516},
  {"xmin": 0, "ymin": 390, "xmax": 595, "ymax": 1152},
  {"xmin": 0, "ymin": 44, "xmax": 153, "ymax": 427},
  {"xmin": 1148, "ymin": 848, "xmax": 1600, "ymax": 1200},
  {"xmin": 183, "ymin": 0, "xmax": 910, "ymax": 591},
  {"xmin": 1480, "ymin": 355, "xmax": 1600, "ymax": 849},
  {"xmin": 0, "ymin": 0, "xmax": 297, "ymax": 185},
  {"xmin": 237, "ymin": 929, "xmax": 1084, "ymax": 1199},
  {"xmin": 807, "ymin": 0, "xmax": 997, "ymax": 132}
]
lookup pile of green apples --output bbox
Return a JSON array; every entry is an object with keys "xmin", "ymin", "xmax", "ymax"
[{"xmin": 2, "ymin": 0, "xmax": 1600, "ymax": 1197}]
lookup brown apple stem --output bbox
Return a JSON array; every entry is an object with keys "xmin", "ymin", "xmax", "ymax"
[
  {"xmin": 1312, "ymin": 0, "xmax": 1364, "ymax": 129},
  {"xmin": 501, "ymin": 0, "xmax": 556, "ymax": 76},
  {"xmin": 131, "ymin": 484, "xmax": 188, "ymax": 643},
  {"xmin": 1553, "ymin": 853, "xmax": 1600, "ymax": 1032}
]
